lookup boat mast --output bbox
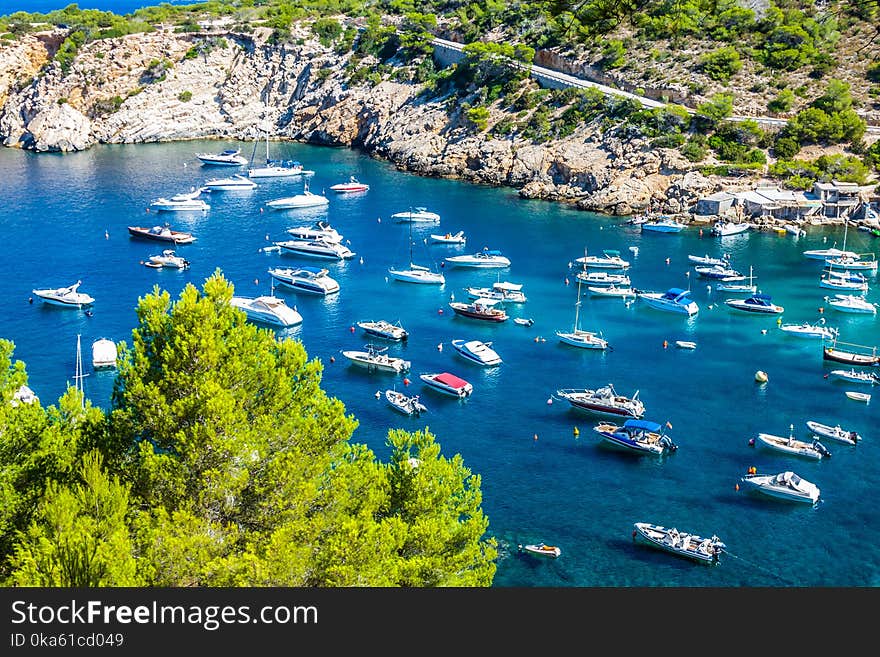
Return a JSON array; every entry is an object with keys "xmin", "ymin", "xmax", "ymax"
[{"xmin": 74, "ymin": 333, "xmax": 87, "ymax": 409}]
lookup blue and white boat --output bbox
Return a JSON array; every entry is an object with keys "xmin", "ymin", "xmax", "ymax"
[
  {"xmin": 451, "ymin": 339, "xmax": 502, "ymax": 366},
  {"xmin": 725, "ymin": 293, "xmax": 784, "ymax": 314},
  {"xmin": 637, "ymin": 288, "xmax": 699, "ymax": 315},
  {"xmin": 640, "ymin": 217, "xmax": 686, "ymax": 233},
  {"xmin": 592, "ymin": 419, "xmax": 677, "ymax": 455}
]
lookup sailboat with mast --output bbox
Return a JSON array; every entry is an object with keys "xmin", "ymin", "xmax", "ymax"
[
  {"xmin": 716, "ymin": 265, "xmax": 757, "ymax": 294},
  {"xmin": 388, "ymin": 221, "xmax": 445, "ymax": 284},
  {"xmin": 74, "ymin": 334, "xmax": 88, "ymax": 409},
  {"xmin": 248, "ymin": 134, "xmax": 315, "ymax": 179},
  {"xmin": 556, "ymin": 276, "xmax": 609, "ymax": 350},
  {"xmin": 823, "ymin": 217, "xmax": 878, "ymax": 274}
]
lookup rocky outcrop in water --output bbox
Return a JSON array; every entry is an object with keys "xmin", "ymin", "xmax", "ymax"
[{"xmin": 0, "ymin": 26, "xmax": 707, "ymax": 215}]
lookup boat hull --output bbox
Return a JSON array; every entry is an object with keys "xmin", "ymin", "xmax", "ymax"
[
  {"xmin": 755, "ymin": 433, "xmax": 827, "ymax": 460},
  {"xmin": 739, "ymin": 476, "xmax": 819, "ymax": 504}
]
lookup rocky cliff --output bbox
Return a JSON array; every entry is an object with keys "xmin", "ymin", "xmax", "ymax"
[{"xmin": 0, "ymin": 26, "xmax": 737, "ymax": 216}]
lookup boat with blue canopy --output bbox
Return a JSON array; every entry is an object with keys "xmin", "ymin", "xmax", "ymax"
[{"xmin": 592, "ymin": 419, "xmax": 678, "ymax": 455}]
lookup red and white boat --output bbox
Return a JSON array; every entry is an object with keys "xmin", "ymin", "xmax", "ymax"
[
  {"xmin": 419, "ymin": 372, "xmax": 473, "ymax": 398},
  {"xmin": 449, "ymin": 298, "xmax": 508, "ymax": 322},
  {"xmin": 329, "ymin": 176, "xmax": 369, "ymax": 193}
]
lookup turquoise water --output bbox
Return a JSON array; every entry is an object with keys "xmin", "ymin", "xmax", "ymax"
[{"xmin": 1, "ymin": 141, "xmax": 878, "ymax": 587}]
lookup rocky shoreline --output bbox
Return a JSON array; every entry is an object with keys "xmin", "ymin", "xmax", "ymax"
[{"xmin": 0, "ymin": 26, "xmax": 855, "ymax": 220}]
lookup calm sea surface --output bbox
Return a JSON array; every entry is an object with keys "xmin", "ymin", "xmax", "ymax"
[{"xmin": 1, "ymin": 141, "xmax": 878, "ymax": 587}]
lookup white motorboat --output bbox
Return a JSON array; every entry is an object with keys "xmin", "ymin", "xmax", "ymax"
[
  {"xmin": 778, "ymin": 321, "xmax": 838, "ymax": 340},
  {"xmin": 430, "ymin": 231, "xmax": 466, "ymax": 245},
  {"xmin": 419, "ymin": 371, "xmax": 473, "ymax": 398},
  {"xmin": 247, "ymin": 135, "xmax": 313, "ymax": 178},
  {"xmin": 575, "ymin": 249, "xmax": 630, "ymax": 269},
  {"xmin": 752, "ymin": 427, "xmax": 831, "ymax": 460},
  {"xmin": 827, "ymin": 368, "xmax": 878, "ymax": 385},
  {"xmin": 712, "ymin": 221, "xmax": 751, "ymax": 237},
  {"xmin": 675, "ymin": 340, "xmax": 697, "ymax": 349},
  {"xmin": 725, "ymin": 293, "xmax": 784, "ymax": 314},
  {"xmin": 739, "ymin": 471, "xmax": 821, "ymax": 505},
  {"xmin": 148, "ymin": 249, "xmax": 190, "ymax": 269},
  {"xmin": 230, "ymin": 294, "xmax": 303, "ymax": 327},
  {"xmin": 286, "ymin": 221, "xmax": 342, "ymax": 244},
  {"xmin": 445, "ymin": 249, "xmax": 511, "ymax": 268},
  {"xmin": 803, "ymin": 246, "xmax": 858, "ymax": 260},
  {"xmin": 329, "ymin": 176, "xmax": 369, "ymax": 193},
  {"xmin": 805, "ymin": 420, "xmax": 861, "ymax": 446},
  {"xmin": 846, "ymin": 391, "xmax": 871, "ymax": 403},
  {"xmin": 518, "ymin": 543, "xmax": 561, "ymax": 559},
  {"xmin": 593, "ymin": 419, "xmax": 678, "ymax": 455},
  {"xmin": 688, "ymin": 254, "xmax": 729, "ymax": 266},
  {"xmin": 384, "ymin": 389, "xmax": 427, "ymax": 416},
  {"xmin": 150, "ymin": 189, "xmax": 210, "ymax": 212},
  {"xmin": 637, "ymin": 288, "xmax": 699, "ymax": 315},
  {"xmin": 357, "ymin": 319, "xmax": 408, "ymax": 341},
  {"xmin": 268, "ymin": 266, "xmax": 340, "ymax": 295},
  {"xmin": 266, "ymin": 182, "xmax": 330, "ymax": 209},
  {"xmin": 201, "ymin": 174, "xmax": 256, "ymax": 191},
  {"xmin": 513, "ymin": 317, "xmax": 534, "ymax": 326},
  {"xmin": 553, "ymin": 385, "xmax": 644, "ymax": 419},
  {"xmin": 588, "ymin": 285, "xmax": 636, "ymax": 298},
  {"xmin": 91, "ymin": 338, "xmax": 117, "ymax": 369},
  {"xmin": 641, "ymin": 217, "xmax": 686, "ymax": 233},
  {"xmin": 451, "ymin": 339, "xmax": 502, "ymax": 366},
  {"xmin": 275, "ymin": 239, "xmax": 355, "ymax": 260},
  {"xmin": 466, "ymin": 281, "xmax": 527, "ymax": 303},
  {"xmin": 32, "ymin": 280, "xmax": 94, "ymax": 308},
  {"xmin": 391, "ymin": 207, "xmax": 440, "ymax": 223},
  {"xmin": 824, "ymin": 294, "xmax": 877, "ymax": 314},
  {"xmin": 576, "ymin": 270, "xmax": 631, "ymax": 287},
  {"xmin": 342, "ymin": 344, "xmax": 410, "ymax": 373},
  {"xmin": 694, "ymin": 264, "xmax": 744, "ymax": 280},
  {"xmin": 195, "ymin": 148, "xmax": 248, "ymax": 166},
  {"xmin": 632, "ymin": 522, "xmax": 725, "ymax": 565}
]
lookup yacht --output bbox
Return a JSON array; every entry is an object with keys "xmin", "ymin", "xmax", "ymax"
[
  {"xmin": 553, "ymin": 385, "xmax": 645, "ymax": 419},
  {"xmin": 91, "ymin": 338, "xmax": 118, "ymax": 370},
  {"xmin": 637, "ymin": 288, "xmax": 699, "ymax": 315},
  {"xmin": 466, "ymin": 281, "xmax": 527, "ymax": 303},
  {"xmin": 444, "ymin": 249, "xmax": 511, "ymax": 268},
  {"xmin": 391, "ymin": 207, "xmax": 441, "ymax": 223},
  {"xmin": 739, "ymin": 471, "xmax": 821, "ymax": 505},
  {"xmin": 575, "ymin": 249, "xmax": 630, "ymax": 269},
  {"xmin": 388, "ymin": 263, "xmax": 446, "ymax": 284},
  {"xmin": 128, "ymin": 225, "xmax": 196, "ymax": 244},
  {"xmin": 147, "ymin": 249, "xmax": 190, "ymax": 269},
  {"xmin": 230, "ymin": 294, "xmax": 303, "ymax": 327},
  {"xmin": 329, "ymin": 176, "xmax": 369, "ymax": 193},
  {"xmin": 342, "ymin": 344, "xmax": 410, "ymax": 374},
  {"xmin": 196, "ymin": 148, "xmax": 248, "ymax": 166},
  {"xmin": 275, "ymin": 239, "xmax": 355, "ymax": 260},
  {"xmin": 268, "ymin": 266, "xmax": 340, "ymax": 295},
  {"xmin": 286, "ymin": 221, "xmax": 342, "ymax": 243},
  {"xmin": 150, "ymin": 189, "xmax": 210, "ymax": 212},
  {"xmin": 451, "ymin": 339, "xmax": 502, "ymax": 366},
  {"xmin": 357, "ymin": 319, "xmax": 408, "ymax": 341},
  {"xmin": 266, "ymin": 182, "xmax": 330, "ymax": 209},
  {"xmin": 201, "ymin": 174, "xmax": 257, "ymax": 191},
  {"xmin": 449, "ymin": 298, "xmax": 509, "ymax": 322},
  {"xmin": 32, "ymin": 280, "xmax": 94, "ymax": 308},
  {"xmin": 824, "ymin": 294, "xmax": 877, "ymax": 314}
]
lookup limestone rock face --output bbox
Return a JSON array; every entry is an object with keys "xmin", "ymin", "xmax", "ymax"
[
  {"xmin": 0, "ymin": 26, "xmax": 722, "ymax": 214},
  {"xmin": 26, "ymin": 102, "xmax": 91, "ymax": 152}
]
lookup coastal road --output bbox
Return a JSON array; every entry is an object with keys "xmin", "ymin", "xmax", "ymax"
[{"xmin": 432, "ymin": 37, "xmax": 880, "ymax": 134}]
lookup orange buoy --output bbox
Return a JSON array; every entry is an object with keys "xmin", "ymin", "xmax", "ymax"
[
  {"xmin": 663, "ymin": 340, "xmax": 668, "ymax": 349},
  {"xmin": 699, "ymin": 229, "xmax": 703, "ymax": 237},
  {"xmin": 438, "ymin": 308, "xmax": 444, "ymax": 314},
  {"xmin": 735, "ymin": 484, "xmax": 740, "ymax": 491},
  {"xmin": 403, "ymin": 378, "xmax": 410, "ymax": 386},
  {"xmin": 349, "ymin": 326, "xmax": 355, "ymax": 333},
  {"xmin": 818, "ymin": 307, "xmax": 824, "ymax": 313}
]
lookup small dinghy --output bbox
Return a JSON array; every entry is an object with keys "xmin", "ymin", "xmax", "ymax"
[
  {"xmin": 675, "ymin": 341, "xmax": 697, "ymax": 349},
  {"xmin": 518, "ymin": 542, "xmax": 561, "ymax": 558},
  {"xmin": 845, "ymin": 391, "xmax": 871, "ymax": 403}
]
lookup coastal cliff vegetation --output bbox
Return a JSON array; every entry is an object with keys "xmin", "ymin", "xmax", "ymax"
[
  {"xmin": 0, "ymin": 2, "xmax": 878, "ymax": 201},
  {"xmin": 0, "ymin": 273, "xmax": 498, "ymax": 586}
]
